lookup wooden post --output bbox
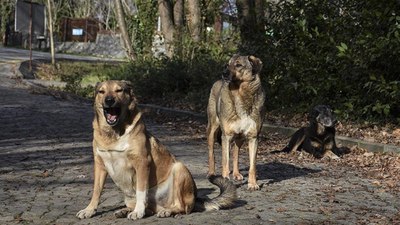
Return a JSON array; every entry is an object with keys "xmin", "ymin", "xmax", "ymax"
[
  {"xmin": 29, "ymin": 0, "xmax": 32, "ymax": 72},
  {"xmin": 85, "ymin": 19, "xmax": 88, "ymax": 42}
]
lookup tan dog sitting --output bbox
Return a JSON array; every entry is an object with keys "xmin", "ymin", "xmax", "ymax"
[
  {"xmin": 207, "ymin": 55, "xmax": 266, "ymax": 190},
  {"xmin": 76, "ymin": 80, "xmax": 236, "ymax": 220}
]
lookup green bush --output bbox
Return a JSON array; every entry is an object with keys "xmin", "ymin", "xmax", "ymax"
[
  {"xmin": 107, "ymin": 50, "xmax": 231, "ymax": 111},
  {"xmin": 263, "ymin": 0, "xmax": 400, "ymax": 122},
  {"xmin": 46, "ymin": 0, "xmax": 399, "ymax": 124}
]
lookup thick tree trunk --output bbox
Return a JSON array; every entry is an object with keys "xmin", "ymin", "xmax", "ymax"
[
  {"xmin": 173, "ymin": 0, "xmax": 184, "ymax": 55},
  {"xmin": 236, "ymin": 0, "xmax": 266, "ymax": 55},
  {"xmin": 173, "ymin": 0, "xmax": 184, "ymax": 27},
  {"xmin": 187, "ymin": 0, "xmax": 202, "ymax": 42},
  {"xmin": 115, "ymin": 0, "xmax": 136, "ymax": 61},
  {"xmin": 158, "ymin": 0, "xmax": 175, "ymax": 58}
]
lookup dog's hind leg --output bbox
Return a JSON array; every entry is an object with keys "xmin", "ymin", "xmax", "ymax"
[
  {"xmin": 114, "ymin": 207, "xmax": 133, "ymax": 218},
  {"xmin": 114, "ymin": 195, "xmax": 136, "ymax": 218},
  {"xmin": 282, "ymin": 128, "xmax": 306, "ymax": 153},
  {"xmin": 207, "ymin": 123, "xmax": 219, "ymax": 177},
  {"xmin": 232, "ymin": 139, "xmax": 244, "ymax": 181},
  {"xmin": 157, "ymin": 162, "xmax": 196, "ymax": 217}
]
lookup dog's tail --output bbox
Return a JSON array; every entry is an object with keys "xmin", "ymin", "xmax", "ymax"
[
  {"xmin": 194, "ymin": 175, "xmax": 237, "ymax": 211},
  {"xmin": 270, "ymin": 146, "xmax": 291, "ymax": 154}
]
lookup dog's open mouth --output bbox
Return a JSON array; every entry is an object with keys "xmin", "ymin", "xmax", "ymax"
[{"xmin": 103, "ymin": 107, "xmax": 121, "ymax": 126}]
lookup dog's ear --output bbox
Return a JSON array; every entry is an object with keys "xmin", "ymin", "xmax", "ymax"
[
  {"xmin": 307, "ymin": 106, "xmax": 319, "ymax": 122},
  {"xmin": 121, "ymin": 80, "xmax": 137, "ymax": 110},
  {"xmin": 248, "ymin": 56, "xmax": 263, "ymax": 74},
  {"xmin": 120, "ymin": 80, "xmax": 134, "ymax": 95},
  {"xmin": 94, "ymin": 82, "xmax": 102, "ymax": 95}
]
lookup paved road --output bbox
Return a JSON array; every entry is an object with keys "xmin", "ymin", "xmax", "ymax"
[
  {"xmin": 0, "ymin": 47, "xmax": 124, "ymax": 62},
  {"xmin": 0, "ymin": 48, "xmax": 399, "ymax": 225}
]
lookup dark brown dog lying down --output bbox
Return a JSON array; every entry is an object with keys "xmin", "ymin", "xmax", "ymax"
[
  {"xmin": 279, "ymin": 105, "xmax": 350, "ymax": 159},
  {"xmin": 77, "ymin": 80, "xmax": 237, "ymax": 220}
]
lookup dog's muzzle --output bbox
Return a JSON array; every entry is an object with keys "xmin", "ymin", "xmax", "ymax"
[
  {"xmin": 317, "ymin": 115, "xmax": 336, "ymax": 127},
  {"xmin": 103, "ymin": 96, "xmax": 121, "ymax": 126},
  {"xmin": 222, "ymin": 68, "xmax": 232, "ymax": 82}
]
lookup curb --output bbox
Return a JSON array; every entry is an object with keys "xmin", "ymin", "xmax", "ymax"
[
  {"xmin": 140, "ymin": 104, "xmax": 400, "ymax": 154},
  {"xmin": 139, "ymin": 104, "xmax": 206, "ymax": 122}
]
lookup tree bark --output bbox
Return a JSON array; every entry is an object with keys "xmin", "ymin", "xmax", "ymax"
[
  {"xmin": 236, "ymin": 0, "xmax": 266, "ymax": 55},
  {"xmin": 115, "ymin": 0, "xmax": 136, "ymax": 61},
  {"xmin": 187, "ymin": 0, "xmax": 202, "ymax": 42},
  {"xmin": 173, "ymin": 0, "xmax": 184, "ymax": 27},
  {"xmin": 214, "ymin": 12, "xmax": 222, "ymax": 41},
  {"xmin": 47, "ymin": 0, "xmax": 56, "ymax": 65},
  {"xmin": 158, "ymin": 0, "xmax": 175, "ymax": 58}
]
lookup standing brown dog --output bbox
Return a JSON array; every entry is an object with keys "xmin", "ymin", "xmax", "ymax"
[
  {"xmin": 206, "ymin": 55, "xmax": 266, "ymax": 190},
  {"xmin": 76, "ymin": 80, "xmax": 236, "ymax": 220}
]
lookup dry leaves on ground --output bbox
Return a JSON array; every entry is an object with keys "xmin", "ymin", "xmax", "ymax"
[{"xmin": 145, "ymin": 111, "xmax": 400, "ymax": 193}]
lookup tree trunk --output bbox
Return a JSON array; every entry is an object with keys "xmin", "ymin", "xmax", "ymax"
[
  {"xmin": 187, "ymin": 0, "xmax": 201, "ymax": 42},
  {"xmin": 47, "ymin": 0, "xmax": 56, "ymax": 65},
  {"xmin": 158, "ymin": 0, "xmax": 175, "ymax": 58},
  {"xmin": 214, "ymin": 13, "xmax": 222, "ymax": 41},
  {"xmin": 173, "ymin": 0, "xmax": 184, "ymax": 27},
  {"xmin": 236, "ymin": 0, "xmax": 266, "ymax": 55},
  {"xmin": 115, "ymin": 0, "xmax": 136, "ymax": 61}
]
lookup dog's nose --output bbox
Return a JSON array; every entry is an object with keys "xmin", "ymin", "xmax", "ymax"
[
  {"xmin": 222, "ymin": 69, "xmax": 231, "ymax": 81},
  {"xmin": 105, "ymin": 96, "xmax": 115, "ymax": 107}
]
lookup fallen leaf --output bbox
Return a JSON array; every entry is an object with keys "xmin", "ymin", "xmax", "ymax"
[
  {"xmin": 276, "ymin": 207, "xmax": 287, "ymax": 213},
  {"xmin": 42, "ymin": 170, "xmax": 49, "ymax": 178},
  {"xmin": 363, "ymin": 152, "xmax": 374, "ymax": 157},
  {"xmin": 392, "ymin": 129, "xmax": 400, "ymax": 137},
  {"xmin": 371, "ymin": 180, "xmax": 381, "ymax": 186}
]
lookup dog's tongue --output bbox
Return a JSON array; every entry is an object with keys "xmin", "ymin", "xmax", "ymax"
[
  {"xmin": 107, "ymin": 114, "xmax": 117, "ymax": 121},
  {"xmin": 107, "ymin": 108, "xmax": 118, "ymax": 121}
]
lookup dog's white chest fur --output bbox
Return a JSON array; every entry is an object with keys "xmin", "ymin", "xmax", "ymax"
[
  {"xmin": 231, "ymin": 95, "xmax": 257, "ymax": 135},
  {"xmin": 96, "ymin": 145, "xmax": 136, "ymax": 197},
  {"xmin": 231, "ymin": 116, "xmax": 257, "ymax": 135}
]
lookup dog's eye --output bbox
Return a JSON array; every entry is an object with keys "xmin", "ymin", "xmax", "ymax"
[
  {"xmin": 115, "ymin": 89, "xmax": 123, "ymax": 93},
  {"xmin": 98, "ymin": 90, "xmax": 105, "ymax": 94},
  {"xmin": 235, "ymin": 63, "xmax": 242, "ymax": 68}
]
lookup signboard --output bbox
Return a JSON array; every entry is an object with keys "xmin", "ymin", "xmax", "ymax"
[
  {"xmin": 15, "ymin": 0, "xmax": 46, "ymax": 36},
  {"xmin": 72, "ymin": 28, "xmax": 83, "ymax": 36}
]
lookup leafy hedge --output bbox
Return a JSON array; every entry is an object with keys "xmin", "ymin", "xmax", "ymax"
[
  {"xmin": 58, "ymin": 0, "xmax": 399, "ymax": 123},
  {"xmin": 105, "ymin": 38, "xmax": 237, "ymax": 112},
  {"xmin": 263, "ymin": 0, "xmax": 400, "ymax": 122}
]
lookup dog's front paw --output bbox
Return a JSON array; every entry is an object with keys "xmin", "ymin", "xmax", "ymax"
[
  {"xmin": 157, "ymin": 209, "xmax": 172, "ymax": 218},
  {"xmin": 127, "ymin": 210, "xmax": 145, "ymax": 220},
  {"xmin": 76, "ymin": 208, "xmax": 96, "ymax": 219},
  {"xmin": 322, "ymin": 150, "xmax": 340, "ymax": 160},
  {"xmin": 206, "ymin": 171, "xmax": 215, "ymax": 178},
  {"xmin": 222, "ymin": 170, "xmax": 231, "ymax": 180},
  {"xmin": 247, "ymin": 183, "xmax": 260, "ymax": 191},
  {"xmin": 233, "ymin": 172, "xmax": 244, "ymax": 181}
]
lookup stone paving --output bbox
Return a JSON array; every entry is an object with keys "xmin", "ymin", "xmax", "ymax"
[{"xmin": 0, "ymin": 48, "xmax": 399, "ymax": 225}]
